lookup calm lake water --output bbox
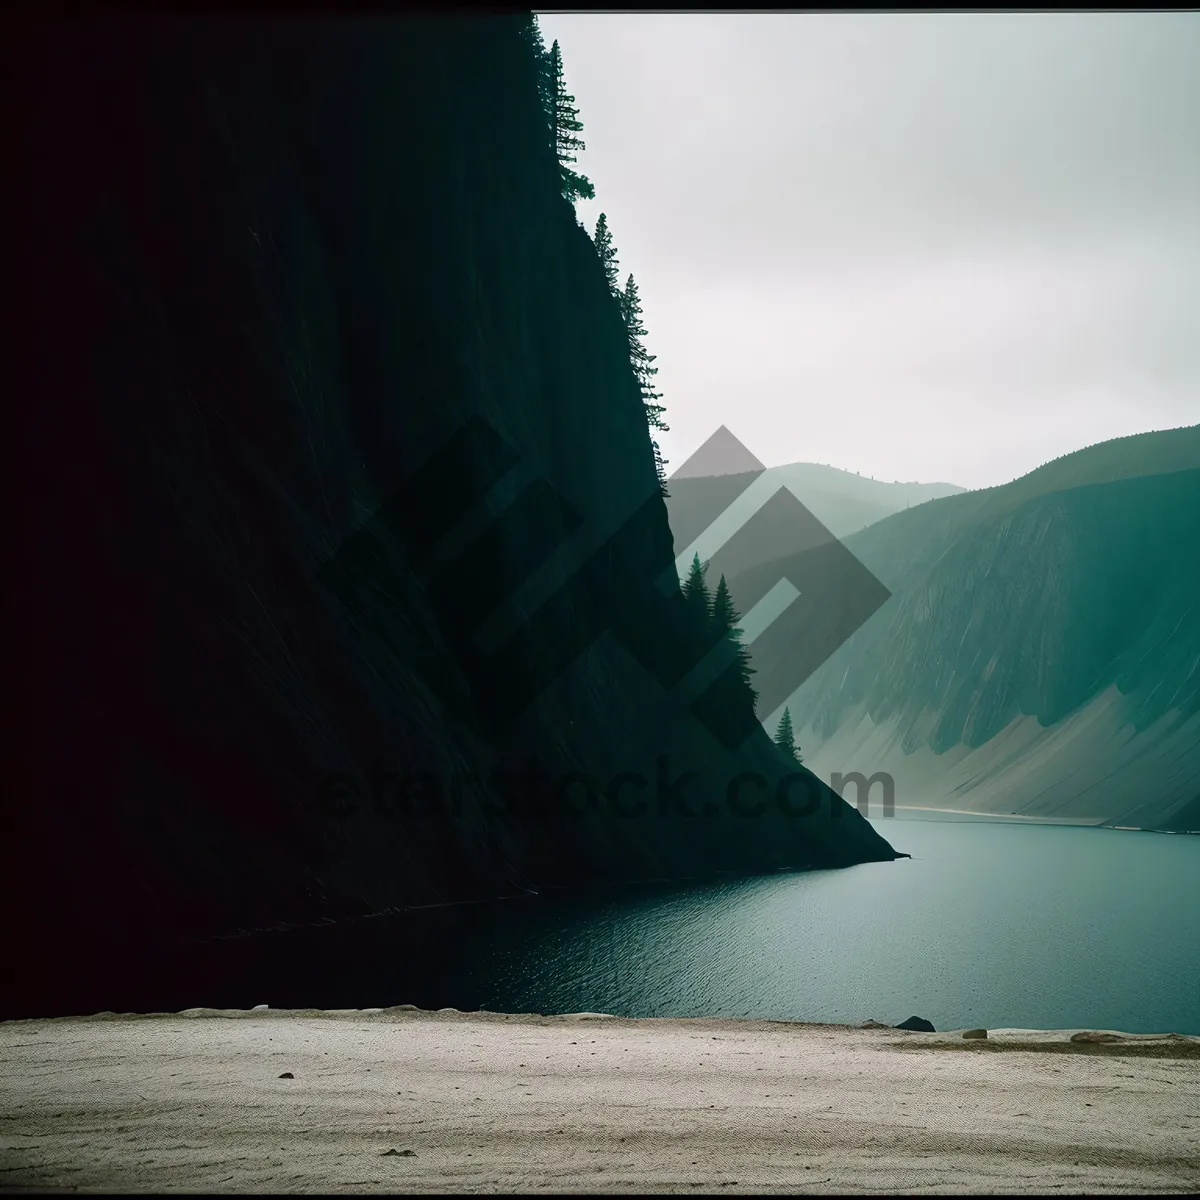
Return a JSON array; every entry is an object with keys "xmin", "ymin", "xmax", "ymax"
[
  {"xmin": 405, "ymin": 818, "xmax": 1200, "ymax": 1036},
  {"xmin": 167, "ymin": 818, "xmax": 1199, "ymax": 1036}
]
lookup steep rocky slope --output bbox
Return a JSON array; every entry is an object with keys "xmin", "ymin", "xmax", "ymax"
[
  {"xmin": 13, "ymin": 16, "xmax": 897, "ymax": 1018},
  {"xmin": 751, "ymin": 429, "xmax": 1200, "ymax": 829}
]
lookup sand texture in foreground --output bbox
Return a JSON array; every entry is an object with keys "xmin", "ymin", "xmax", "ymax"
[{"xmin": 1, "ymin": 1008, "xmax": 1198, "ymax": 1194}]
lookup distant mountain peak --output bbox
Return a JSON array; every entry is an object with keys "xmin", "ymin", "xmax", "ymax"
[{"xmin": 670, "ymin": 426, "xmax": 765, "ymax": 480}]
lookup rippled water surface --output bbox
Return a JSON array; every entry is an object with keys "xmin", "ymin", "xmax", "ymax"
[{"xmin": 420, "ymin": 820, "xmax": 1200, "ymax": 1034}]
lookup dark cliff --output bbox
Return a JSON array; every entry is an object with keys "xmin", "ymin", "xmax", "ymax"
[{"xmin": 14, "ymin": 15, "xmax": 898, "ymax": 1017}]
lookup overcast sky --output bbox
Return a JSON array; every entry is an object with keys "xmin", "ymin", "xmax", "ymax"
[{"xmin": 537, "ymin": 12, "xmax": 1200, "ymax": 489}]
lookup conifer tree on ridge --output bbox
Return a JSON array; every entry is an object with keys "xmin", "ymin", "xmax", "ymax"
[
  {"xmin": 619, "ymin": 273, "xmax": 670, "ymax": 491},
  {"xmin": 546, "ymin": 39, "xmax": 595, "ymax": 201},
  {"xmin": 525, "ymin": 21, "xmax": 668, "ymax": 494},
  {"xmin": 592, "ymin": 213, "xmax": 621, "ymax": 296},
  {"xmin": 711, "ymin": 574, "xmax": 758, "ymax": 711},
  {"xmin": 682, "ymin": 553, "xmax": 711, "ymax": 628},
  {"xmin": 773, "ymin": 706, "xmax": 802, "ymax": 763},
  {"xmin": 519, "ymin": 15, "xmax": 556, "ymax": 137}
]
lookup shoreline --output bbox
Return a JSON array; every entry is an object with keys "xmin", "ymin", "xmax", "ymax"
[
  {"xmin": 3, "ymin": 1007, "xmax": 1197, "ymax": 1193},
  {"xmin": 6, "ymin": 1004, "xmax": 1200, "ymax": 1038},
  {"xmin": 886, "ymin": 805, "xmax": 1199, "ymax": 833}
]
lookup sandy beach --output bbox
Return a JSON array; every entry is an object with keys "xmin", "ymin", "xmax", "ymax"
[{"xmin": 1, "ymin": 1007, "xmax": 1197, "ymax": 1194}]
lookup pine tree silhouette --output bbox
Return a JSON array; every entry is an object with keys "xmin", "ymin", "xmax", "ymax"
[
  {"xmin": 592, "ymin": 213, "xmax": 621, "ymax": 297},
  {"xmin": 546, "ymin": 40, "xmax": 595, "ymax": 201},
  {"xmin": 520, "ymin": 15, "xmax": 556, "ymax": 139},
  {"xmin": 709, "ymin": 574, "xmax": 737, "ymax": 638},
  {"xmin": 619, "ymin": 274, "xmax": 670, "ymax": 493},
  {"xmin": 773, "ymin": 707, "xmax": 802, "ymax": 763},
  {"xmin": 527, "ymin": 27, "xmax": 667, "ymax": 496},
  {"xmin": 711, "ymin": 574, "xmax": 758, "ymax": 710},
  {"xmin": 682, "ymin": 553, "xmax": 711, "ymax": 629}
]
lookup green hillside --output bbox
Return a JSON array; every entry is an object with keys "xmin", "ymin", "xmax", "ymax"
[{"xmin": 734, "ymin": 426, "xmax": 1200, "ymax": 829}]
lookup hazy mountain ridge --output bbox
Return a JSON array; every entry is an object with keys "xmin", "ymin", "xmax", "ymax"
[
  {"xmin": 841, "ymin": 424, "xmax": 1200, "ymax": 569},
  {"xmin": 742, "ymin": 426, "xmax": 1200, "ymax": 830},
  {"xmin": 666, "ymin": 458, "xmax": 965, "ymax": 560}
]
